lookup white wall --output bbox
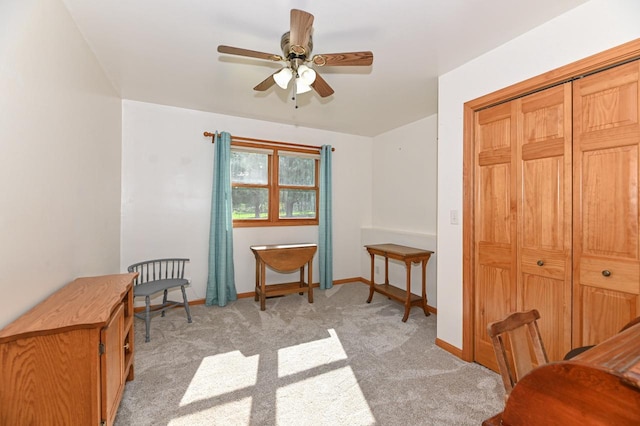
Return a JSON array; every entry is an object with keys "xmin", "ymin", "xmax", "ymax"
[
  {"xmin": 365, "ymin": 115, "xmax": 438, "ymax": 306},
  {"xmin": 121, "ymin": 100, "xmax": 372, "ymax": 304},
  {"xmin": 0, "ymin": 0, "xmax": 122, "ymax": 328},
  {"xmin": 437, "ymin": 0, "xmax": 640, "ymax": 349},
  {"xmin": 372, "ymin": 115, "xmax": 437, "ymax": 234}
]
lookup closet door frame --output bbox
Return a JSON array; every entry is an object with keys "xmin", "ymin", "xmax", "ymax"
[{"xmin": 461, "ymin": 38, "xmax": 640, "ymax": 362}]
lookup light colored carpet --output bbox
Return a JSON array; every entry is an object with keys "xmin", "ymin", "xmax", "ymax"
[{"xmin": 115, "ymin": 282, "xmax": 503, "ymax": 425}]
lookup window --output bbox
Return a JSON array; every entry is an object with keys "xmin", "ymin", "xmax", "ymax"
[{"xmin": 230, "ymin": 142, "xmax": 319, "ymax": 227}]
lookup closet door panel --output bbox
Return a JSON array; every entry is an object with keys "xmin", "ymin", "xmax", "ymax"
[
  {"xmin": 521, "ymin": 274, "xmax": 567, "ymax": 361},
  {"xmin": 574, "ymin": 60, "xmax": 640, "ymax": 346},
  {"xmin": 580, "ymin": 287, "xmax": 639, "ymax": 344},
  {"xmin": 579, "ymin": 257, "xmax": 639, "ymax": 294},
  {"xmin": 521, "ymin": 249, "xmax": 566, "ymax": 280},
  {"xmin": 581, "ymin": 146, "xmax": 638, "ymax": 259},
  {"xmin": 520, "ymin": 157, "xmax": 565, "ymax": 251},
  {"xmin": 477, "ymin": 165, "xmax": 512, "ymax": 243},
  {"xmin": 475, "ymin": 263, "xmax": 513, "ymax": 369},
  {"xmin": 473, "ymin": 103, "xmax": 517, "ymax": 371},
  {"xmin": 517, "ymin": 83, "xmax": 573, "ymax": 361}
]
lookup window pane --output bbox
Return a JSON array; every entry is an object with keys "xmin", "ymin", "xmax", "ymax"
[
  {"xmin": 232, "ymin": 187, "xmax": 268, "ymax": 219},
  {"xmin": 231, "ymin": 151, "xmax": 268, "ymax": 184},
  {"xmin": 279, "ymin": 155, "xmax": 314, "ymax": 186},
  {"xmin": 279, "ymin": 189, "xmax": 316, "ymax": 218}
]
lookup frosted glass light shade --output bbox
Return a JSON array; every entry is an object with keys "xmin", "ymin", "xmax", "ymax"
[
  {"xmin": 296, "ymin": 81, "xmax": 312, "ymax": 94},
  {"xmin": 274, "ymin": 67, "xmax": 293, "ymax": 89},
  {"xmin": 297, "ymin": 65, "xmax": 317, "ymax": 86}
]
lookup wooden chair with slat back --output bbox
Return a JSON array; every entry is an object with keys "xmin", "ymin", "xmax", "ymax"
[
  {"xmin": 487, "ymin": 309, "xmax": 549, "ymax": 402},
  {"xmin": 127, "ymin": 258, "xmax": 193, "ymax": 342}
]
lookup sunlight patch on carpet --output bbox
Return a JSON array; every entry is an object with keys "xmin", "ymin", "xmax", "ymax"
[
  {"xmin": 277, "ymin": 328, "xmax": 347, "ymax": 378},
  {"xmin": 168, "ymin": 397, "xmax": 253, "ymax": 425},
  {"xmin": 180, "ymin": 350, "xmax": 259, "ymax": 405},
  {"xmin": 276, "ymin": 366, "xmax": 375, "ymax": 425}
]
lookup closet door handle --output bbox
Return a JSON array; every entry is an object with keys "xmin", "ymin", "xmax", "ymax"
[
  {"xmin": 536, "ymin": 260, "xmax": 544, "ymax": 266},
  {"xmin": 602, "ymin": 270, "xmax": 611, "ymax": 277}
]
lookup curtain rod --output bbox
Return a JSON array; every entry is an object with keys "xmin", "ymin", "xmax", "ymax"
[{"xmin": 203, "ymin": 132, "xmax": 335, "ymax": 151}]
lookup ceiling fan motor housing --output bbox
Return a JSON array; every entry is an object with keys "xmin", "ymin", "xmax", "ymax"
[{"xmin": 281, "ymin": 31, "xmax": 312, "ymax": 61}]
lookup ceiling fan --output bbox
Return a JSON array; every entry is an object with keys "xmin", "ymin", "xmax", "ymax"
[{"xmin": 217, "ymin": 9, "xmax": 373, "ymax": 102}]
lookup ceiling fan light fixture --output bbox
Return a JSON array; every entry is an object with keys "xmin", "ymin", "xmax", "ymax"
[{"xmin": 274, "ymin": 67, "xmax": 293, "ymax": 89}]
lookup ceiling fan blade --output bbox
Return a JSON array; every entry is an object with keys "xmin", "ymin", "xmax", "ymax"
[
  {"xmin": 253, "ymin": 72, "xmax": 278, "ymax": 91},
  {"xmin": 289, "ymin": 9, "xmax": 314, "ymax": 55},
  {"xmin": 218, "ymin": 45, "xmax": 283, "ymax": 62},
  {"xmin": 312, "ymin": 51, "xmax": 374, "ymax": 67},
  {"xmin": 311, "ymin": 73, "xmax": 334, "ymax": 98}
]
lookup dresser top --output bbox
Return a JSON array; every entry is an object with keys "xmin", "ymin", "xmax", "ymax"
[{"xmin": 0, "ymin": 273, "xmax": 136, "ymax": 343}]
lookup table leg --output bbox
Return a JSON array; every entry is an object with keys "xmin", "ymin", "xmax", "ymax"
[
  {"xmin": 254, "ymin": 255, "xmax": 260, "ymax": 302},
  {"xmin": 260, "ymin": 262, "xmax": 266, "ymax": 311},
  {"xmin": 299, "ymin": 266, "xmax": 304, "ymax": 295},
  {"xmin": 308, "ymin": 259, "xmax": 313, "ymax": 303},
  {"xmin": 421, "ymin": 258, "xmax": 430, "ymax": 317},
  {"xmin": 384, "ymin": 256, "xmax": 389, "ymax": 285},
  {"xmin": 402, "ymin": 260, "xmax": 412, "ymax": 322},
  {"xmin": 366, "ymin": 251, "xmax": 375, "ymax": 303}
]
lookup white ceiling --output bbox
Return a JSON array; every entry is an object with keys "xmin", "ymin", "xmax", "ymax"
[{"xmin": 62, "ymin": 0, "xmax": 588, "ymax": 137}]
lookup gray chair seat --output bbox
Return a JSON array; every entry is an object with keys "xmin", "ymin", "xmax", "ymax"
[
  {"xmin": 127, "ymin": 258, "xmax": 193, "ymax": 342},
  {"xmin": 133, "ymin": 278, "xmax": 189, "ymax": 297}
]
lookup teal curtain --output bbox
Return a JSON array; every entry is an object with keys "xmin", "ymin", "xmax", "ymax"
[
  {"xmin": 206, "ymin": 131, "xmax": 237, "ymax": 306},
  {"xmin": 319, "ymin": 145, "xmax": 333, "ymax": 289}
]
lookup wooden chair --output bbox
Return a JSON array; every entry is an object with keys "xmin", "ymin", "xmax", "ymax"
[
  {"xmin": 127, "ymin": 258, "xmax": 193, "ymax": 342},
  {"xmin": 487, "ymin": 309, "xmax": 549, "ymax": 401}
]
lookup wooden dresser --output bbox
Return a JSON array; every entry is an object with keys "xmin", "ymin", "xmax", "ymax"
[{"xmin": 0, "ymin": 273, "xmax": 136, "ymax": 426}]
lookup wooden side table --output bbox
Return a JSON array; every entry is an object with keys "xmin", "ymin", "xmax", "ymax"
[
  {"xmin": 250, "ymin": 243, "xmax": 317, "ymax": 311},
  {"xmin": 365, "ymin": 243, "xmax": 434, "ymax": 322}
]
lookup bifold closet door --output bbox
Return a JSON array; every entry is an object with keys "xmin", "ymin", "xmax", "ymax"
[
  {"xmin": 516, "ymin": 83, "xmax": 573, "ymax": 362},
  {"xmin": 473, "ymin": 101, "xmax": 518, "ymax": 371},
  {"xmin": 573, "ymin": 60, "xmax": 640, "ymax": 346},
  {"xmin": 474, "ymin": 83, "xmax": 573, "ymax": 370}
]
